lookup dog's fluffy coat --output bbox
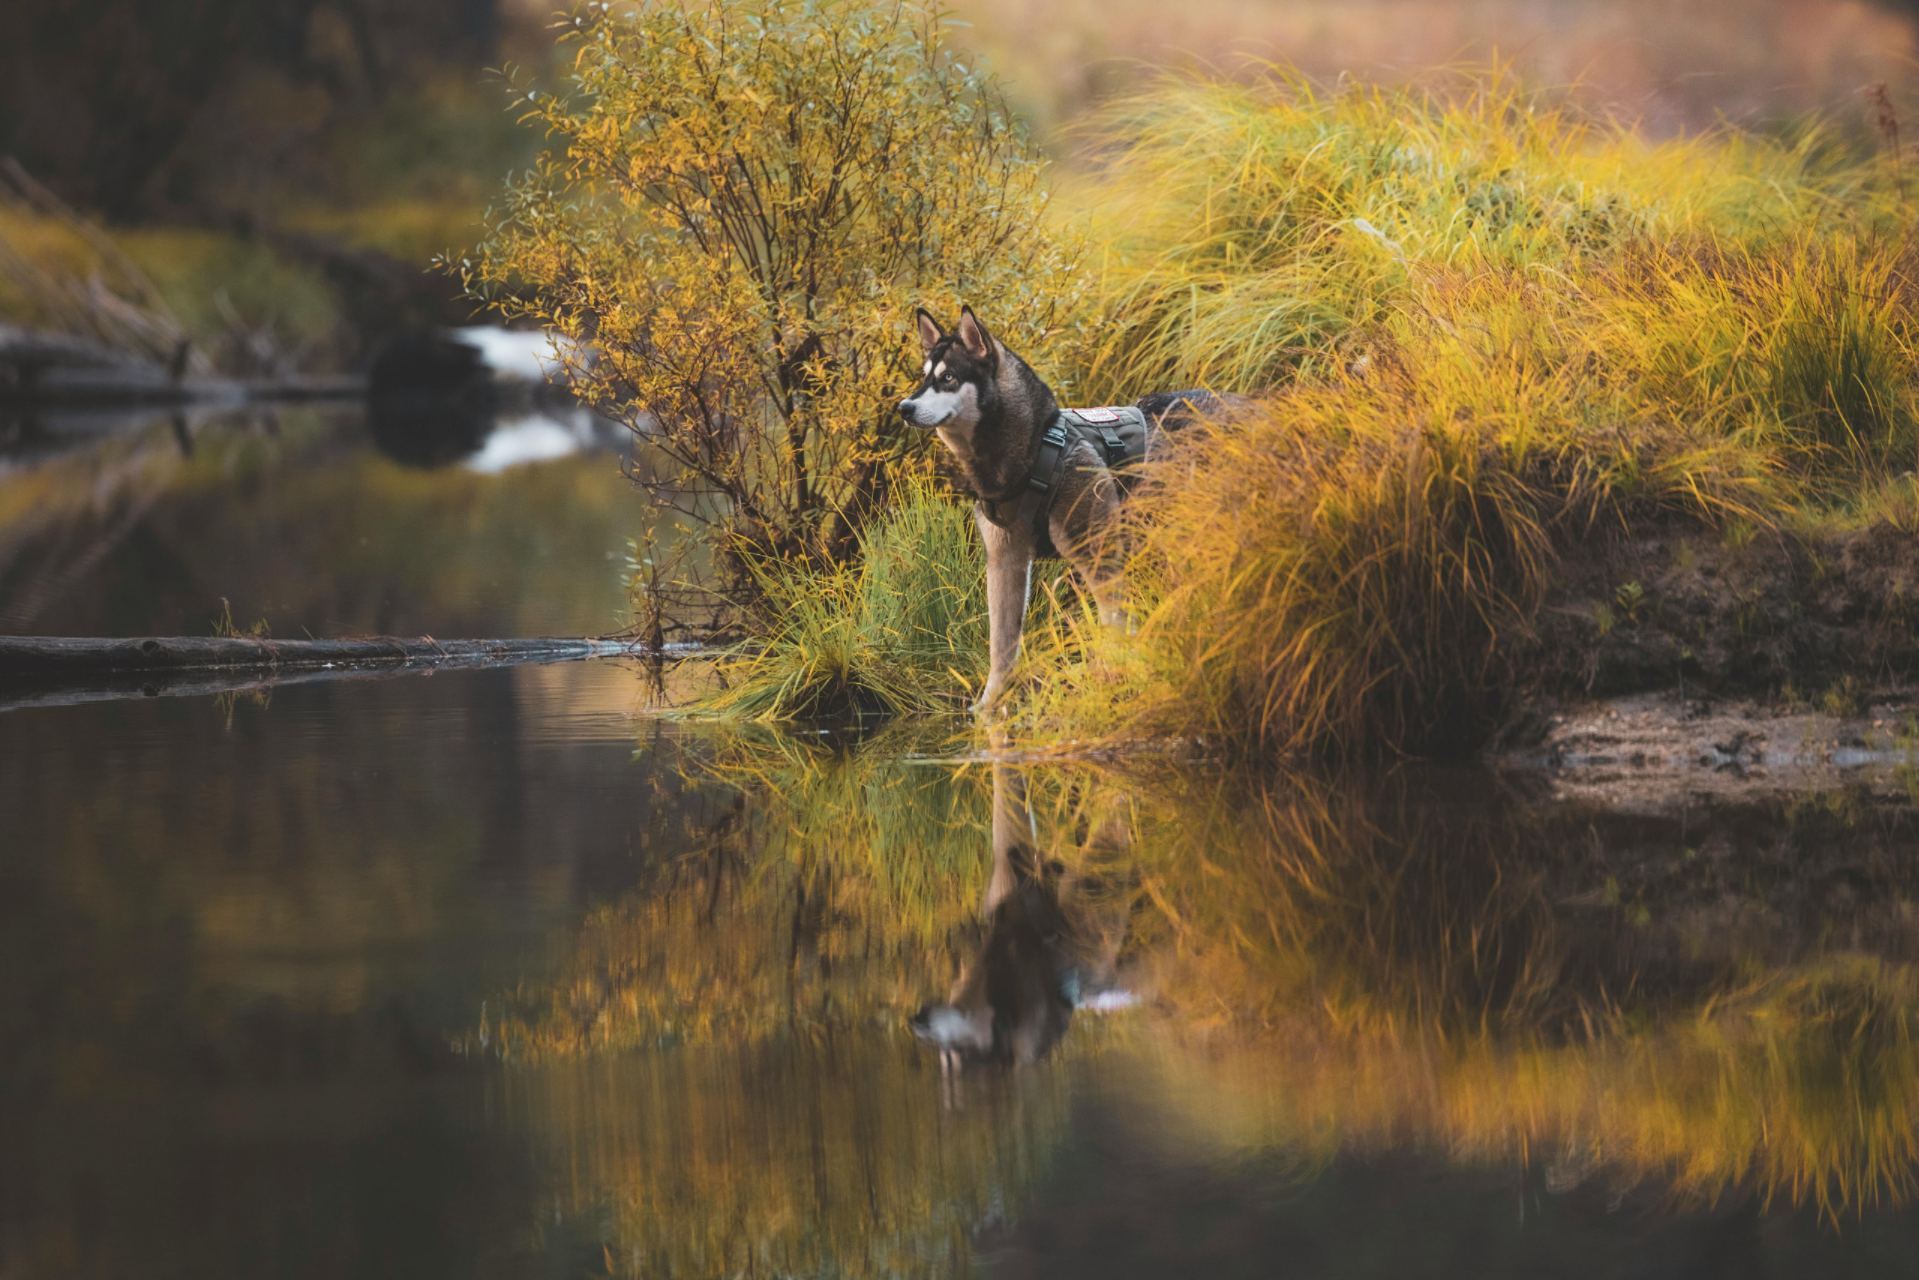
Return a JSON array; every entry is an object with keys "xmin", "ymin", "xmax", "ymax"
[{"xmin": 898, "ymin": 305, "xmax": 1216, "ymax": 711}]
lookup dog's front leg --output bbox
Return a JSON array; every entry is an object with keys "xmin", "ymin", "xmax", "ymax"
[
  {"xmin": 974, "ymin": 517, "xmax": 1034, "ymax": 716},
  {"xmin": 984, "ymin": 761, "xmax": 1036, "ymax": 912}
]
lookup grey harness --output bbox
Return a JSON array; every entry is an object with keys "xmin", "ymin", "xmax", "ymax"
[{"xmin": 977, "ymin": 405, "xmax": 1150, "ymax": 546}]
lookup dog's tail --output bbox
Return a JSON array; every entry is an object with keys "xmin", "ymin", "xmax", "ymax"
[{"xmin": 1136, "ymin": 389, "xmax": 1233, "ymax": 431}]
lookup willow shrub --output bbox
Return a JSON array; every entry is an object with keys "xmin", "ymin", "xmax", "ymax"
[{"xmin": 459, "ymin": 0, "xmax": 1081, "ymax": 609}]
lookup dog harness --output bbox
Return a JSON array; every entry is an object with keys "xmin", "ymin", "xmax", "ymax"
[{"xmin": 976, "ymin": 405, "xmax": 1151, "ymax": 543}]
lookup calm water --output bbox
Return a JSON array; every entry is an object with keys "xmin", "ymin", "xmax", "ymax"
[
  {"xmin": 12, "ymin": 411, "xmax": 1919, "ymax": 1276},
  {"xmin": 0, "ymin": 404, "xmax": 644, "ymax": 637}
]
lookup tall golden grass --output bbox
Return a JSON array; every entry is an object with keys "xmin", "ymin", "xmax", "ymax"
[
  {"xmin": 1007, "ymin": 74, "xmax": 1917, "ymax": 757},
  {"xmin": 1064, "ymin": 72, "xmax": 1878, "ymax": 397}
]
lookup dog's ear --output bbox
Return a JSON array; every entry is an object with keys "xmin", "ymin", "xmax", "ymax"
[
  {"xmin": 914, "ymin": 307, "xmax": 945, "ymax": 355},
  {"xmin": 957, "ymin": 306, "xmax": 994, "ymax": 363}
]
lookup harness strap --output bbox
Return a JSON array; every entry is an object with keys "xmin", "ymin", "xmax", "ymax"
[
  {"xmin": 977, "ymin": 411, "xmax": 1067, "ymax": 529},
  {"xmin": 1026, "ymin": 419, "xmax": 1073, "ymax": 496},
  {"xmin": 977, "ymin": 404, "xmax": 1143, "ymax": 535}
]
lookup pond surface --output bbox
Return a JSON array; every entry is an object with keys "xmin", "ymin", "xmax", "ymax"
[
  {"xmin": 9, "ymin": 657, "xmax": 1919, "ymax": 1277},
  {"xmin": 12, "ymin": 410, "xmax": 1919, "ymax": 1277},
  {"xmin": 0, "ymin": 403, "xmax": 645, "ymax": 638}
]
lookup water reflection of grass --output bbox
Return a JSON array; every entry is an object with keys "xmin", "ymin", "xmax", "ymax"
[
  {"xmin": 483, "ymin": 737, "xmax": 1071, "ymax": 1275},
  {"xmin": 1112, "ymin": 770, "xmax": 1919, "ymax": 1221},
  {"xmin": 494, "ymin": 740, "xmax": 1919, "ymax": 1230},
  {"xmin": 507, "ymin": 1033, "xmax": 1069, "ymax": 1279},
  {"xmin": 474, "ymin": 729, "xmax": 993, "ymax": 1057},
  {"xmin": 1107, "ymin": 768, "xmax": 1584, "ymax": 1038},
  {"xmin": 1146, "ymin": 956, "xmax": 1919, "ymax": 1223}
]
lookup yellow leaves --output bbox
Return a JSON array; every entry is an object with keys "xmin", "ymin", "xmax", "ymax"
[{"xmin": 465, "ymin": 0, "xmax": 1081, "ymax": 593}]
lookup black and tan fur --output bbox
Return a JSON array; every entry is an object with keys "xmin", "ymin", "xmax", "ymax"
[{"xmin": 898, "ymin": 306, "xmax": 1218, "ymax": 712}]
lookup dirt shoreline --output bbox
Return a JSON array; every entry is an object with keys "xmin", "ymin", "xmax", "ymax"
[
  {"xmin": 1490, "ymin": 515, "xmax": 1919, "ymax": 801},
  {"xmin": 1498, "ymin": 688, "xmax": 1919, "ymax": 808},
  {"xmin": 1532, "ymin": 518, "xmax": 1919, "ymax": 697}
]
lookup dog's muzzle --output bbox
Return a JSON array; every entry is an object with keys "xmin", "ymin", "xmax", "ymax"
[{"xmin": 897, "ymin": 399, "xmax": 924, "ymax": 427}]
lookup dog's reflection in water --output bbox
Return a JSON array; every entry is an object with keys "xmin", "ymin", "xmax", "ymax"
[{"xmin": 911, "ymin": 764, "xmax": 1135, "ymax": 1093}]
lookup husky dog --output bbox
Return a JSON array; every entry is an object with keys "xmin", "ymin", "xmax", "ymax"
[
  {"xmin": 910, "ymin": 762, "xmax": 1134, "ymax": 1079},
  {"xmin": 898, "ymin": 306, "xmax": 1220, "ymax": 713}
]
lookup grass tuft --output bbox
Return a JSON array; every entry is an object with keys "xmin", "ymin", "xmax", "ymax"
[
  {"xmin": 703, "ymin": 484, "xmax": 991, "ymax": 721},
  {"xmin": 1063, "ymin": 73, "xmax": 1884, "ymax": 400}
]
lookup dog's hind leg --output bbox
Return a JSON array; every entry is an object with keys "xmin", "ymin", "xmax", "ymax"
[{"xmin": 1054, "ymin": 471, "xmax": 1129, "ymax": 630}]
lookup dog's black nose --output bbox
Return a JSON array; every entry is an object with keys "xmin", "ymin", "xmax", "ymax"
[
  {"xmin": 897, "ymin": 400, "xmax": 916, "ymax": 424},
  {"xmin": 909, "ymin": 1004, "xmax": 934, "ymax": 1036}
]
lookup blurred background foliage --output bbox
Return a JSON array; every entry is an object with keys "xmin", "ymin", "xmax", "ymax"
[
  {"xmin": 0, "ymin": 0, "xmax": 526, "ymax": 220},
  {"xmin": 5, "ymin": 0, "xmax": 1916, "ymax": 221},
  {"xmin": 2, "ymin": 0, "xmax": 1915, "ymax": 373}
]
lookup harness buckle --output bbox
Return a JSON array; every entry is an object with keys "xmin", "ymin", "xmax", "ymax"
[{"xmin": 1028, "ymin": 421, "xmax": 1071, "ymax": 494}]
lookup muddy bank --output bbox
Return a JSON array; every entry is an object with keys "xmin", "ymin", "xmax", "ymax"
[
  {"xmin": 1498, "ymin": 688, "xmax": 1919, "ymax": 803},
  {"xmin": 1534, "ymin": 519, "xmax": 1919, "ymax": 700},
  {"xmin": 1503, "ymin": 520, "xmax": 1919, "ymax": 797}
]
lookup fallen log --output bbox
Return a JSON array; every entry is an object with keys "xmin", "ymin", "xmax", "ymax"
[
  {"xmin": 0, "ymin": 659, "xmax": 526, "ymax": 713},
  {"xmin": 0, "ymin": 634, "xmax": 649, "ymax": 680},
  {"xmin": 0, "ymin": 634, "xmax": 700, "ymax": 714}
]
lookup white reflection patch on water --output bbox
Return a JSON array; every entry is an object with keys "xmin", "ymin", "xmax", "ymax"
[{"xmin": 462, "ymin": 413, "xmax": 597, "ymax": 474}]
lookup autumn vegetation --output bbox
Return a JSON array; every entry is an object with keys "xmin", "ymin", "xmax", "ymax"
[
  {"xmin": 1008, "ymin": 79, "xmax": 1918, "ymax": 757},
  {"xmin": 466, "ymin": 1, "xmax": 1919, "ymax": 757},
  {"xmin": 460, "ymin": 0, "xmax": 1081, "ymax": 629}
]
